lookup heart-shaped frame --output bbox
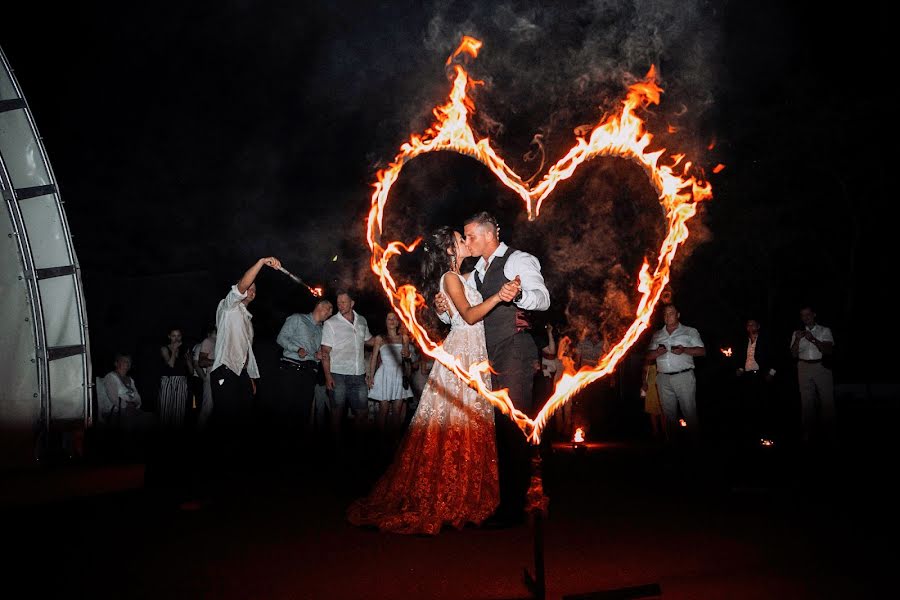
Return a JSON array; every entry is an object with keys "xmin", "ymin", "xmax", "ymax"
[{"xmin": 366, "ymin": 37, "xmax": 712, "ymax": 443}]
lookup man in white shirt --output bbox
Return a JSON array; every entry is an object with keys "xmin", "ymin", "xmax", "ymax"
[
  {"xmin": 790, "ymin": 305, "xmax": 835, "ymax": 443},
  {"xmin": 210, "ymin": 256, "xmax": 281, "ymax": 442},
  {"xmin": 647, "ymin": 304, "xmax": 706, "ymax": 435},
  {"xmin": 320, "ymin": 290, "xmax": 373, "ymax": 442}
]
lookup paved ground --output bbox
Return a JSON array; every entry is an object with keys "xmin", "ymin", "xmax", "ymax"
[{"xmin": 3, "ymin": 427, "xmax": 892, "ymax": 599}]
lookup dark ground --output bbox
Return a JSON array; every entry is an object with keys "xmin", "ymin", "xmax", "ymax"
[{"xmin": 3, "ymin": 398, "xmax": 894, "ymax": 600}]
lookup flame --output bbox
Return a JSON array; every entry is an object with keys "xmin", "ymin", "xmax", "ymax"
[
  {"xmin": 712, "ymin": 163, "xmax": 725, "ymax": 174},
  {"xmin": 310, "ymin": 286, "xmax": 324, "ymax": 298},
  {"xmin": 572, "ymin": 427, "xmax": 585, "ymax": 443},
  {"xmin": 760, "ymin": 438, "xmax": 775, "ymax": 447},
  {"xmin": 721, "ymin": 347, "xmax": 733, "ymax": 357},
  {"xmin": 366, "ymin": 36, "xmax": 713, "ymax": 443},
  {"xmin": 679, "ymin": 419, "xmax": 687, "ymax": 427}
]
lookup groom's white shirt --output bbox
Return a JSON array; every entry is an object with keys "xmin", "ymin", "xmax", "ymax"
[
  {"xmin": 439, "ymin": 243, "xmax": 550, "ymax": 325},
  {"xmin": 473, "ymin": 243, "xmax": 550, "ymax": 312}
]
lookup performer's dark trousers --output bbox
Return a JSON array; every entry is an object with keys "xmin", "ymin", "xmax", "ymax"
[
  {"xmin": 277, "ymin": 359, "xmax": 318, "ymax": 439},
  {"xmin": 209, "ymin": 365, "xmax": 254, "ymax": 468},
  {"xmin": 490, "ymin": 331, "xmax": 538, "ymax": 520},
  {"xmin": 737, "ymin": 371, "xmax": 775, "ymax": 441}
]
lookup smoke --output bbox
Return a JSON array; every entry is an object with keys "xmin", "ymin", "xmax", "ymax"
[{"xmin": 220, "ymin": 0, "xmax": 721, "ymax": 334}]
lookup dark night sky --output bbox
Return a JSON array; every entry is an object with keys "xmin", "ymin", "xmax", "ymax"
[{"xmin": 1, "ymin": 1, "xmax": 890, "ymax": 382}]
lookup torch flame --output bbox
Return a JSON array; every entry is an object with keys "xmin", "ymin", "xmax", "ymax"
[
  {"xmin": 367, "ymin": 36, "xmax": 714, "ymax": 443},
  {"xmin": 310, "ymin": 287, "xmax": 324, "ymax": 298},
  {"xmin": 573, "ymin": 427, "xmax": 585, "ymax": 443},
  {"xmin": 721, "ymin": 347, "xmax": 733, "ymax": 357}
]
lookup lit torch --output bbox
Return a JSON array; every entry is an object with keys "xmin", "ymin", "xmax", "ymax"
[
  {"xmin": 366, "ymin": 36, "xmax": 714, "ymax": 443},
  {"xmin": 275, "ymin": 266, "xmax": 323, "ymax": 297},
  {"xmin": 721, "ymin": 347, "xmax": 733, "ymax": 357},
  {"xmin": 572, "ymin": 428, "xmax": 585, "ymax": 443}
]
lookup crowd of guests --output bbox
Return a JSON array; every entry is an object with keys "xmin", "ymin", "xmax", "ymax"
[{"xmin": 93, "ymin": 256, "xmax": 838, "ymax": 466}]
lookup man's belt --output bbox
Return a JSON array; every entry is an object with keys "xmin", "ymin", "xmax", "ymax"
[
  {"xmin": 280, "ymin": 357, "xmax": 319, "ymax": 371},
  {"xmin": 798, "ymin": 359, "xmax": 821, "ymax": 363},
  {"xmin": 660, "ymin": 368, "xmax": 693, "ymax": 375}
]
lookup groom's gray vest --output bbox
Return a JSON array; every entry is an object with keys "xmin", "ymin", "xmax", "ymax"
[{"xmin": 475, "ymin": 248, "xmax": 525, "ymax": 350}]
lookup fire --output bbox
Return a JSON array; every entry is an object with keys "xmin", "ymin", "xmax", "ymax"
[
  {"xmin": 721, "ymin": 347, "xmax": 733, "ymax": 357},
  {"xmin": 572, "ymin": 427, "xmax": 585, "ymax": 443},
  {"xmin": 310, "ymin": 286, "xmax": 324, "ymax": 298},
  {"xmin": 366, "ymin": 37, "xmax": 714, "ymax": 443},
  {"xmin": 679, "ymin": 419, "xmax": 687, "ymax": 427}
]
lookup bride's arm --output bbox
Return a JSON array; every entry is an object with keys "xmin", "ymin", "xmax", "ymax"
[{"xmin": 443, "ymin": 273, "xmax": 519, "ymax": 325}]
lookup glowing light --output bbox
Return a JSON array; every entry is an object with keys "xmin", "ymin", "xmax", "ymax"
[
  {"xmin": 679, "ymin": 419, "xmax": 687, "ymax": 427},
  {"xmin": 721, "ymin": 347, "xmax": 733, "ymax": 357},
  {"xmin": 572, "ymin": 427, "xmax": 585, "ymax": 443},
  {"xmin": 366, "ymin": 36, "xmax": 714, "ymax": 443},
  {"xmin": 760, "ymin": 438, "xmax": 775, "ymax": 447}
]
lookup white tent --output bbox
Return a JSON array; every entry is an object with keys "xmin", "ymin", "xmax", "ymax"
[{"xmin": 0, "ymin": 47, "xmax": 91, "ymax": 468}]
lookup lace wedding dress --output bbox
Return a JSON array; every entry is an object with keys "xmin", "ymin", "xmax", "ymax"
[{"xmin": 347, "ymin": 272, "xmax": 499, "ymax": 534}]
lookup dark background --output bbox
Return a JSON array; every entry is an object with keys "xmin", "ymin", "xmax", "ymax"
[{"xmin": 1, "ymin": 1, "xmax": 890, "ymax": 400}]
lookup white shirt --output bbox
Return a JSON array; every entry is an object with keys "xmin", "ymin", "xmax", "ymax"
[
  {"xmin": 745, "ymin": 338, "xmax": 760, "ymax": 371},
  {"xmin": 792, "ymin": 323, "xmax": 834, "ymax": 360},
  {"xmin": 212, "ymin": 285, "xmax": 260, "ymax": 378},
  {"xmin": 321, "ymin": 311, "xmax": 372, "ymax": 376},
  {"xmin": 196, "ymin": 335, "xmax": 216, "ymax": 379},
  {"xmin": 473, "ymin": 243, "xmax": 550, "ymax": 311},
  {"xmin": 101, "ymin": 371, "xmax": 142, "ymax": 422},
  {"xmin": 649, "ymin": 323, "xmax": 705, "ymax": 373}
]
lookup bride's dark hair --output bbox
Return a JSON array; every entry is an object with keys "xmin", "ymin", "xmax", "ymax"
[{"xmin": 419, "ymin": 226, "xmax": 459, "ymax": 306}]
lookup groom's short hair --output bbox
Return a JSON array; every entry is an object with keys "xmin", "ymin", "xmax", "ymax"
[{"xmin": 464, "ymin": 211, "xmax": 499, "ymax": 239}]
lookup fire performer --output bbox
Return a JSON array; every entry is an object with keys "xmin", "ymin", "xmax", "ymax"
[
  {"xmin": 209, "ymin": 256, "xmax": 282, "ymax": 462},
  {"xmin": 437, "ymin": 211, "xmax": 550, "ymax": 527}
]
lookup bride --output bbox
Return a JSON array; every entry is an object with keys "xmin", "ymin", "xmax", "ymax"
[{"xmin": 347, "ymin": 226, "xmax": 521, "ymax": 534}]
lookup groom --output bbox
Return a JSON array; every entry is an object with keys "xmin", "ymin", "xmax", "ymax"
[{"xmin": 440, "ymin": 211, "xmax": 550, "ymax": 525}]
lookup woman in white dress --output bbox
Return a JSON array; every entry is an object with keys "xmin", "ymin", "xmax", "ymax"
[
  {"xmin": 367, "ymin": 312, "xmax": 413, "ymax": 433},
  {"xmin": 347, "ymin": 226, "xmax": 520, "ymax": 534}
]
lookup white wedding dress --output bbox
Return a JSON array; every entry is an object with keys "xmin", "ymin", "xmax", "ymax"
[{"xmin": 347, "ymin": 272, "xmax": 499, "ymax": 534}]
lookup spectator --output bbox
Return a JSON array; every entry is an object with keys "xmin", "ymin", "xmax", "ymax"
[
  {"xmin": 158, "ymin": 328, "xmax": 192, "ymax": 428},
  {"xmin": 646, "ymin": 304, "xmax": 706, "ymax": 439},
  {"xmin": 790, "ymin": 305, "xmax": 835, "ymax": 444},
  {"xmin": 320, "ymin": 290, "xmax": 374, "ymax": 445}
]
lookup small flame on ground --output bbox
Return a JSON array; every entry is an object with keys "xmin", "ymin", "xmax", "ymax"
[
  {"xmin": 366, "ymin": 36, "xmax": 714, "ymax": 443},
  {"xmin": 760, "ymin": 439, "xmax": 775, "ymax": 447},
  {"xmin": 721, "ymin": 347, "xmax": 733, "ymax": 357},
  {"xmin": 573, "ymin": 427, "xmax": 585, "ymax": 443},
  {"xmin": 712, "ymin": 163, "xmax": 726, "ymax": 174},
  {"xmin": 679, "ymin": 419, "xmax": 687, "ymax": 427}
]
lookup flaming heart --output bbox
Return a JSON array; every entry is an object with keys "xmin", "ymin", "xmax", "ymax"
[{"xmin": 366, "ymin": 36, "xmax": 713, "ymax": 443}]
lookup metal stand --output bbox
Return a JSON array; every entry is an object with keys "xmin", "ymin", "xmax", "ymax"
[
  {"xmin": 523, "ymin": 446, "xmax": 550, "ymax": 599},
  {"xmin": 519, "ymin": 443, "xmax": 662, "ymax": 600}
]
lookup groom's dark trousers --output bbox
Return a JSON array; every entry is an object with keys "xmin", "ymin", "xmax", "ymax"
[
  {"xmin": 490, "ymin": 332, "xmax": 537, "ymax": 519},
  {"xmin": 475, "ymin": 247, "xmax": 538, "ymax": 521}
]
